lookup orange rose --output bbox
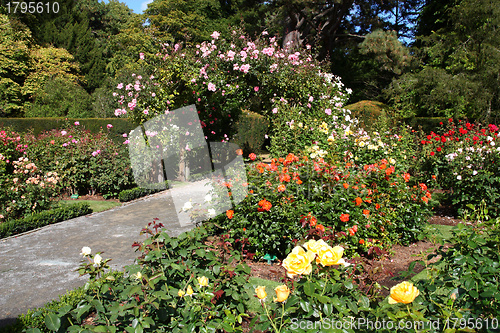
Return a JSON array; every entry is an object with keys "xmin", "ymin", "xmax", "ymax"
[
  {"xmin": 340, "ymin": 214, "xmax": 349, "ymax": 222},
  {"xmin": 258, "ymin": 199, "xmax": 272, "ymax": 212},
  {"xmin": 316, "ymin": 224, "xmax": 325, "ymax": 232},
  {"xmin": 355, "ymin": 197, "xmax": 363, "ymax": 206},
  {"xmin": 226, "ymin": 210, "xmax": 234, "ymax": 219}
]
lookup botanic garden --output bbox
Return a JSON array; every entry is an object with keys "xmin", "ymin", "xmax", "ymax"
[
  {"xmin": 1, "ymin": 0, "xmax": 500, "ymax": 332},
  {"xmin": 0, "ymin": 28, "xmax": 499, "ymax": 333}
]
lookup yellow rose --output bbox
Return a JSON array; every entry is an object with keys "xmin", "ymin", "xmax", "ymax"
[
  {"xmin": 388, "ymin": 281, "xmax": 419, "ymax": 304},
  {"xmin": 197, "ymin": 276, "xmax": 209, "ymax": 287},
  {"xmin": 255, "ymin": 286, "xmax": 267, "ymax": 300},
  {"xmin": 186, "ymin": 285, "xmax": 194, "ymax": 296},
  {"xmin": 178, "ymin": 289, "xmax": 185, "ymax": 297},
  {"xmin": 274, "ymin": 285, "xmax": 291, "ymax": 303},
  {"xmin": 303, "ymin": 239, "xmax": 329, "ymax": 255},
  {"xmin": 316, "ymin": 245, "xmax": 348, "ymax": 267},
  {"xmin": 282, "ymin": 246, "xmax": 315, "ymax": 278}
]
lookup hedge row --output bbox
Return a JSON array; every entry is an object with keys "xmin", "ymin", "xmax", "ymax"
[
  {"xmin": 0, "ymin": 202, "xmax": 92, "ymax": 239},
  {"xmin": 118, "ymin": 186, "xmax": 165, "ymax": 202}
]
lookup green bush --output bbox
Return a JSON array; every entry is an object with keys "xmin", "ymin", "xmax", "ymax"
[
  {"xmin": 23, "ymin": 77, "xmax": 93, "ymax": 118},
  {"xmin": 0, "ymin": 202, "xmax": 92, "ymax": 239},
  {"xmin": 344, "ymin": 100, "xmax": 396, "ymax": 130},
  {"xmin": 214, "ymin": 153, "xmax": 432, "ymax": 259},
  {"xmin": 24, "ymin": 124, "xmax": 135, "ymax": 198},
  {"xmin": 233, "ymin": 110, "xmax": 269, "ymax": 154},
  {"xmin": 415, "ymin": 120, "xmax": 500, "ymax": 217},
  {"xmin": 118, "ymin": 186, "xmax": 165, "ymax": 202},
  {"xmin": 27, "ymin": 222, "xmax": 253, "ymax": 332}
]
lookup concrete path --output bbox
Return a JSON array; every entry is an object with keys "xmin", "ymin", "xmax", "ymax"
[{"xmin": 0, "ymin": 181, "xmax": 211, "ymax": 328}]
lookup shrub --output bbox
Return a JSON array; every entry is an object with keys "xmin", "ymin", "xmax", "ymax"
[
  {"xmin": 233, "ymin": 110, "xmax": 269, "ymax": 154},
  {"xmin": 30, "ymin": 220, "xmax": 253, "ymax": 332},
  {"xmin": 23, "ymin": 77, "xmax": 93, "ymax": 118},
  {"xmin": 214, "ymin": 153, "xmax": 432, "ymax": 259},
  {"xmin": 0, "ymin": 202, "xmax": 92, "ymax": 239},
  {"xmin": 415, "ymin": 119, "xmax": 500, "ymax": 216},
  {"xmin": 112, "ymin": 30, "xmax": 352, "ymax": 152},
  {"xmin": 0, "ymin": 156, "xmax": 60, "ymax": 221},
  {"xmin": 118, "ymin": 186, "xmax": 165, "ymax": 202},
  {"xmin": 24, "ymin": 123, "xmax": 135, "ymax": 198}
]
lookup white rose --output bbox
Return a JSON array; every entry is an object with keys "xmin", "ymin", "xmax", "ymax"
[
  {"xmin": 81, "ymin": 246, "xmax": 91, "ymax": 256},
  {"xmin": 457, "ymin": 175, "xmax": 462, "ymax": 180},
  {"xmin": 208, "ymin": 209, "xmax": 216, "ymax": 217},
  {"xmin": 94, "ymin": 254, "xmax": 102, "ymax": 266},
  {"xmin": 182, "ymin": 201, "xmax": 193, "ymax": 211},
  {"xmin": 204, "ymin": 194, "xmax": 212, "ymax": 202}
]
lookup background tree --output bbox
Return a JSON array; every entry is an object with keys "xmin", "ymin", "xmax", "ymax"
[
  {"xmin": 385, "ymin": 0, "xmax": 500, "ymax": 120},
  {"xmin": 0, "ymin": 14, "xmax": 31, "ymax": 117}
]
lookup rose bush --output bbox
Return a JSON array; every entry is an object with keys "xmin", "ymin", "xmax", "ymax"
[
  {"xmin": 113, "ymin": 30, "xmax": 353, "ymax": 157},
  {"xmin": 23, "ymin": 122, "xmax": 135, "ymax": 198},
  {"xmin": 416, "ymin": 119, "xmax": 500, "ymax": 217},
  {"xmin": 215, "ymin": 153, "xmax": 433, "ymax": 259}
]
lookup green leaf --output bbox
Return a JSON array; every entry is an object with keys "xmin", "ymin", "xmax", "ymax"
[
  {"xmin": 343, "ymin": 280, "xmax": 354, "ymax": 290},
  {"xmin": 26, "ymin": 329, "xmax": 42, "ymax": 333},
  {"xmin": 346, "ymin": 299, "xmax": 358, "ymax": 314},
  {"xmin": 44, "ymin": 313, "xmax": 61, "ymax": 331},
  {"xmin": 315, "ymin": 295, "xmax": 331, "ymax": 304},
  {"xmin": 300, "ymin": 299, "xmax": 312, "ymax": 313},
  {"xmin": 303, "ymin": 281, "xmax": 316, "ymax": 296}
]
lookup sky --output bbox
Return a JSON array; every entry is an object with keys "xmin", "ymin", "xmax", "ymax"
[{"xmin": 118, "ymin": 0, "xmax": 152, "ymax": 14}]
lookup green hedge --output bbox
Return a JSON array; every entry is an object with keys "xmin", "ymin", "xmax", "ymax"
[
  {"xmin": 0, "ymin": 118, "xmax": 136, "ymax": 144},
  {"xmin": 232, "ymin": 110, "xmax": 269, "ymax": 154},
  {"xmin": 118, "ymin": 186, "xmax": 165, "ymax": 202},
  {"xmin": 0, "ymin": 202, "xmax": 92, "ymax": 239}
]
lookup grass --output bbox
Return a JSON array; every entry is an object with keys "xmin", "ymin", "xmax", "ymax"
[{"xmin": 58, "ymin": 199, "xmax": 121, "ymax": 213}]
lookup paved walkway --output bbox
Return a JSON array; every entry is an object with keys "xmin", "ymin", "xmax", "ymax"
[{"xmin": 0, "ymin": 182, "xmax": 207, "ymax": 327}]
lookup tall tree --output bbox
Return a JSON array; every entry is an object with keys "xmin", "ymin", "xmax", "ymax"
[
  {"xmin": 386, "ymin": 0, "xmax": 500, "ymax": 120},
  {"xmin": 0, "ymin": 14, "xmax": 31, "ymax": 117}
]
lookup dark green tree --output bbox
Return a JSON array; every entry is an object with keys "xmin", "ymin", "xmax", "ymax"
[{"xmin": 385, "ymin": 0, "xmax": 500, "ymax": 120}]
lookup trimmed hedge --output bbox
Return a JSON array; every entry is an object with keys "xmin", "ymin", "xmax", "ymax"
[
  {"xmin": 118, "ymin": 187, "xmax": 163, "ymax": 202},
  {"xmin": 0, "ymin": 202, "xmax": 92, "ymax": 239}
]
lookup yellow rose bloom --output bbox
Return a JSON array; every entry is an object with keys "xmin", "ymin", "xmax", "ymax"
[
  {"xmin": 255, "ymin": 286, "xmax": 267, "ymax": 300},
  {"xmin": 303, "ymin": 239, "xmax": 329, "ymax": 255},
  {"xmin": 282, "ymin": 246, "xmax": 315, "ymax": 278},
  {"xmin": 274, "ymin": 285, "xmax": 291, "ymax": 303},
  {"xmin": 388, "ymin": 281, "xmax": 419, "ymax": 304},
  {"xmin": 178, "ymin": 289, "xmax": 185, "ymax": 297},
  {"xmin": 197, "ymin": 276, "xmax": 209, "ymax": 287},
  {"xmin": 186, "ymin": 285, "xmax": 194, "ymax": 296},
  {"xmin": 316, "ymin": 245, "xmax": 348, "ymax": 267}
]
